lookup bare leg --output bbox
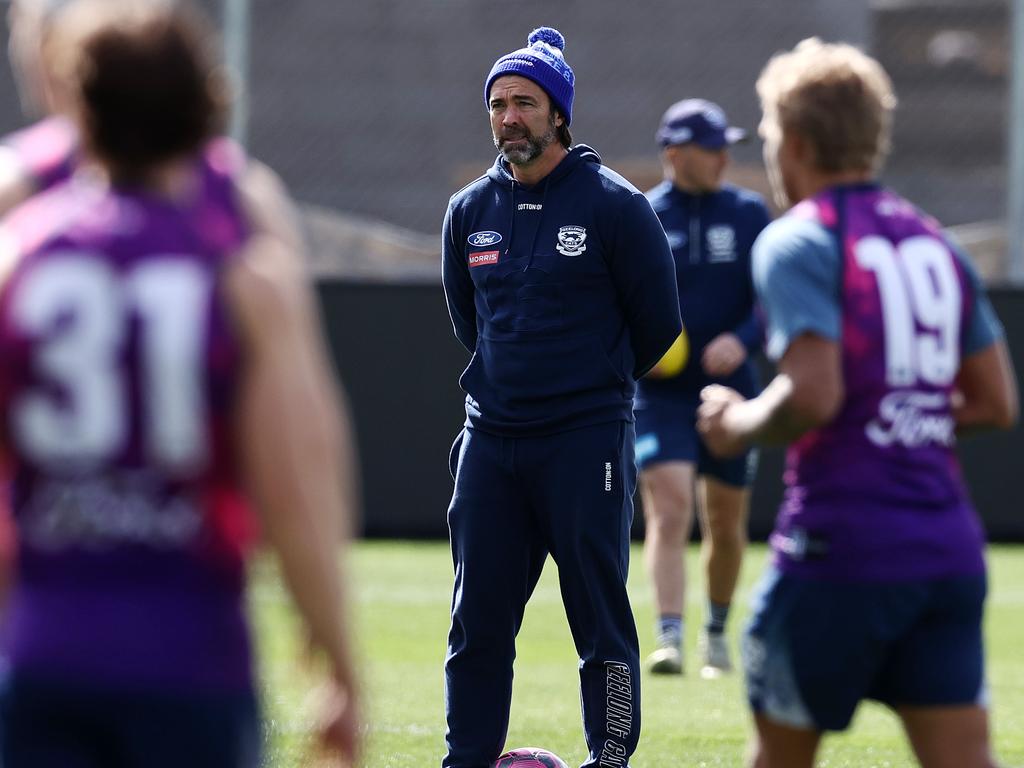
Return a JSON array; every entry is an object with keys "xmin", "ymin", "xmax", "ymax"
[
  {"xmin": 899, "ymin": 704, "xmax": 998, "ymax": 768},
  {"xmin": 641, "ymin": 461, "xmax": 696, "ymax": 620},
  {"xmin": 750, "ymin": 714, "xmax": 821, "ymax": 768},
  {"xmin": 694, "ymin": 476, "xmax": 748, "ymax": 674},
  {"xmin": 697, "ymin": 476, "xmax": 749, "ymax": 606},
  {"xmin": 641, "ymin": 461, "xmax": 696, "ymax": 673}
]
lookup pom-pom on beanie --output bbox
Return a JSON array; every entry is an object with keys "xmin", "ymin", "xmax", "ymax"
[{"xmin": 484, "ymin": 27, "xmax": 575, "ymax": 124}]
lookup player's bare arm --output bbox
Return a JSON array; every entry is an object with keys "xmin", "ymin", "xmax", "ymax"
[
  {"xmin": 953, "ymin": 339, "xmax": 1019, "ymax": 434},
  {"xmin": 235, "ymin": 158, "xmax": 305, "ymax": 255},
  {"xmin": 698, "ymin": 333, "xmax": 843, "ymax": 458},
  {"xmin": 225, "ymin": 232, "xmax": 361, "ymax": 764},
  {"xmin": 235, "ymin": 159, "xmax": 359, "ymax": 530}
]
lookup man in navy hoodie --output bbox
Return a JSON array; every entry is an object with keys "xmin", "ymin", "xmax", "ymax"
[
  {"xmin": 441, "ymin": 27, "xmax": 681, "ymax": 768},
  {"xmin": 636, "ymin": 100, "xmax": 771, "ymax": 679}
]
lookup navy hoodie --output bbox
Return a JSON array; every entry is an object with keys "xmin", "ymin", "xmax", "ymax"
[
  {"xmin": 442, "ymin": 145, "xmax": 681, "ymax": 436},
  {"xmin": 637, "ymin": 181, "xmax": 771, "ymax": 402}
]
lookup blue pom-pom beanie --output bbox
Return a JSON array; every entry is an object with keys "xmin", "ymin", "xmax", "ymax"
[{"xmin": 484, "ymin": 27, "xmax": 575, "ymax": 124}]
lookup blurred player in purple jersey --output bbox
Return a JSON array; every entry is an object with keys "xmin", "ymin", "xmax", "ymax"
[
  {"xmin": 0, "ymin": 0, "xmax": 320, "ymax": 598},
  {"xmin": 0, "ymin": 2, "xmax": 361, "ymax": 767},
  {"xmin": 698, "ymin": 39, "xmax": 1018, "ymax": 768}
]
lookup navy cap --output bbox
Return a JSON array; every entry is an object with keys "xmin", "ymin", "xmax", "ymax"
[{"xmin": 656, "ymin": 99, "xmax": 747, "ymax": 149}]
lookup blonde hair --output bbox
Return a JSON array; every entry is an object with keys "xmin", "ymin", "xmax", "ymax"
[{"xmin": 756, "ymin": 38, "xmax": 897, "ymax": 174}]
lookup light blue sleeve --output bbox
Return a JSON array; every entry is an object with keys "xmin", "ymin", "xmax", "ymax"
[
  {"xmin": 948, "ymin": 240, "xmax": 1004, "ymax": 356},
  {"xmin": 752, "ymin": 216, "xmax": 842, "ymax": 361}
]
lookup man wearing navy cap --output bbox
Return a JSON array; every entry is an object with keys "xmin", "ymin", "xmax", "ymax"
[
  {"xmin": 636, "ymin": 98, "xmax": 772, "ymax": 678},
  {"xmin": 441, "ymin": 27, "xmax": 681, "ymax": 768}
]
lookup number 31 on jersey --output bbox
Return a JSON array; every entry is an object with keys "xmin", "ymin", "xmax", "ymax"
[{"xmin": 11, "ymin": 254, "xmax": 210, "ymax": 472}]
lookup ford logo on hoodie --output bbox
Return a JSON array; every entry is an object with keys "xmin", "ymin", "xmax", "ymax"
[{"xmin": 468, "ymin": 231, "xmax": 502, "ymax": 247}]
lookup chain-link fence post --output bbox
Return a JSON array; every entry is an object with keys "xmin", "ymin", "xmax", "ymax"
[
  {"xmin": 1008, "ymin": 0, "xmax": 1024, "ymax": 283},
  {"xmin": 223, "ymin": 0, "xmax": 250, "ymax": 147}
]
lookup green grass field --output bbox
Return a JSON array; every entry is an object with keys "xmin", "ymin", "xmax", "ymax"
[{"xmin": 250, "ymin": 542, "xmax": 1024, "ymax": 767}]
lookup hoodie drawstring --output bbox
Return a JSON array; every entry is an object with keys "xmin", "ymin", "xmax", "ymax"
[
  {"xmin": 506, "ymin": 180, "xmax": 516, "ymax": 257},
  {"xmin": 490, "ymin": 145, "xmax": 600, "ymax": 271},
  {"xmin": 522, "ymin": 179, "xmax": 550, "ymax": 272}
]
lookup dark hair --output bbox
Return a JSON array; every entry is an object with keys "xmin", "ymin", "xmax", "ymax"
[
  {"xmin": 557, "ymin": 118, "xmax": 572, "ymax": 149},
  {"xmin": 53, "ymin": 0, "xmax": 228, "ymax": 179}
]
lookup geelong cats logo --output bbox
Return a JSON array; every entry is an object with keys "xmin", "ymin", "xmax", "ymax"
[{"xmin": 556, "ymin": 225, "xmax": 587, "ymax": 256}]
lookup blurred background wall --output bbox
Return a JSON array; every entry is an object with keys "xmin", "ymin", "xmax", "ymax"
[
  {"xmin": 241, "ymin": 0, "xmax": 1006, "ymax": 259},
  {"xmin": 0, "ymin": 0, "xmax": 1006, "ymax": 254}
]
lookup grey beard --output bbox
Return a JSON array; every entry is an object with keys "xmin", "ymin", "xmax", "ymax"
[{"xmin": 496, "ymin": 124, "xmax": 557, "ymax": 166}]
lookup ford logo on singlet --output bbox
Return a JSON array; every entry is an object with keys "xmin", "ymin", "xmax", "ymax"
[{"xmin": 468, "ymin": 231, "xmax": 502, "ymax": 247}]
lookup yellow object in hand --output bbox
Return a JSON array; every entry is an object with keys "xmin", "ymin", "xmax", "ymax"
[{"xmin": 647, "ymin": 326, "xmax": 689, "ymax": 378}]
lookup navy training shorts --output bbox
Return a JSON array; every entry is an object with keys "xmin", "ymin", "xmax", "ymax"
[
  {"xmin": 634, "ymin": 394, "xmax": 757, "ymax": 487},
  {"xmin": 743, "ymin": 567, "xmax": 988, "ymax": 731},
  {"xmin": 1, "ymin": 671, "xmax": 262, "ymax": 768}
]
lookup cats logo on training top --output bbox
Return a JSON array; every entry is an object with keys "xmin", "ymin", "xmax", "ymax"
[
  {"xmin": 556, "ymin": 225, "xmax": 587, "ymax": 256},
  {"xmin": 706, "ymin": 225, "xmax": 737, "ymax": 263}
]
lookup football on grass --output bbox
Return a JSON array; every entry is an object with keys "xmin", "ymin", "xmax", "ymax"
[{"xmin": 494, "ymin": 747, "xmax": 569, "ymax": 768}]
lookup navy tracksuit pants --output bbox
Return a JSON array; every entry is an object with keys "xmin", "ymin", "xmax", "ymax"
[{"xmin": 443, "ymin": 421, "xmax": 641, "ymax": 768}]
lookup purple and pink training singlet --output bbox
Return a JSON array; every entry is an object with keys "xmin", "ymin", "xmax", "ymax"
[
  {"xmin": 0, "ymin": 139, "xmax": 256, "ymax": 693},
  {"xmin": 1, "ymin": 116, "xmax": 78, "ymax": 193},
  {"xmin": 771, "ymin": 186, "xmax": 985, "ymax": 582}
]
